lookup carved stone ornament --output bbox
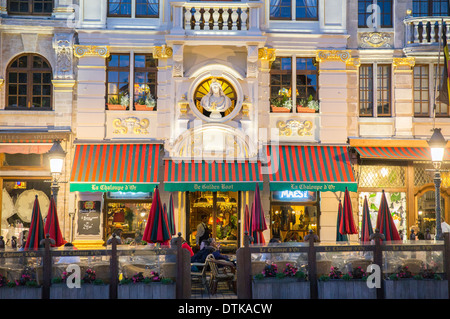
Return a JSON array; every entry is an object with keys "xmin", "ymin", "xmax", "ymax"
[
  {"xmin": 53, "ymin": 33, "xmax": 75, "ymax": 80},
  {"xmin": 112, "ymin": 117, "xmax": 149, "ymax": 135},
  {"xmin": 360, "ymin": 32, "xmax": 392, "ymax": 48},
  {"xmin": 316, "ymin": 50, "xmax": 351, "ymax": 64},
  {"xmin": 153, "ymin": 45, "xmax": 173, "ymax": 59},
  {"xmin": 393, "ymin": 57, "xmax": 415, "ymax": 69},
  {"xmin": 276, "ymin": 119, "xmax": 313, "ymax": 137},
  {"xmin": 73, "ymin": 45, "xmax": 110, "ymax": 58},
  {"xmin": 258, "ymin": 47, "xmax": 276, "ymax": 62}
]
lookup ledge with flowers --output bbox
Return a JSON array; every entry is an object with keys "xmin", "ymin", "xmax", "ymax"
[
  {"xmin": 252, "ymin": 262, "xmax": 310, "ymax": 299},
  {"xmin": 384, "ymin": 265, "xmax": 448, "ymax": 299},
  {"xmin": 117, "ymin": 271, "xmax": 175, "ymax": 299},
  {"xmin": 0, "ymin": 268, "xmax": 42, "ymax": 299},
  {"xmin": 270, "ymin": 88, "xmax": 319, "ymax": 114},
  {"xmin": 317, "ymin": 266, "xmax": 377, "ymax": 299}
]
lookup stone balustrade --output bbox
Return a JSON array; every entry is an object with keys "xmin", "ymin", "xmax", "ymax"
[{"xmin": 404, "ymin": 16, "xmax": 449, "ymax": 46}]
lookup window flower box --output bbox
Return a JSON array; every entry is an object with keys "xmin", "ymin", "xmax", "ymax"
[
  {"xmin": 0, "ymin": 286, "xmax": 42, "ymax": 299},
  {"xmin": 118, "ymin": 282, "xmax": 176, "ymax": 299},
  {"xmin": 50, "ymin": 283, "xmax": 110, "ymax": 299},
  {"xmin": 270, "ymin": 105, "xmax": 291, "ymax": 113},
  {"xmin": 296, "ymin": 106, "xmax": 316, "ymax": 113},
  {"xmin": 318, "ymin": 280, "xmax": 376, "ymax": 299},
  {"xmin": 384, "ymin": 279, "xmax": 448, "ymax": 299},
  {"xmin": 252, "ymin": 277, "xmax": 310, "ymax": 299},
  {"xmin": 134, "ymin": 103, "xmax": 155, "ymax": 111},
  {"xmin": 107, "ymin": 104, "xmax": 127, "ymax": 110}
]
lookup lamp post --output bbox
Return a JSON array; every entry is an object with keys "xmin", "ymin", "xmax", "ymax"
[
  {"xmin": 47, "ymin": 140, "xmax": 66, "ymax": 205},
  {"xmin": 427, "ymin": 128, "xmax": 446, "ymax": 240}
]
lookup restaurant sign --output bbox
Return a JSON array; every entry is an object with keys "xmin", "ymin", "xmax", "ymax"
[
  {"xmin": 70, "ymin": 183, "xmax": 157, "ymax": 193},
  {"xmin": 164, "ymin": 182, "xmax": 263, "ymax": 192}
]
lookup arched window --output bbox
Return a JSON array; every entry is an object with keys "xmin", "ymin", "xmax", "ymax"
[{"xmin": 6, "ymin": 54, "xmax": 52, "ymax": 110}]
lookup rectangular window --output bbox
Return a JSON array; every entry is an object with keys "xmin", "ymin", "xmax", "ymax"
[
  {"xmin": 359, "ymin": 65, "xmax": 373, "ymax": 116},
  {"xmin": 413, "ymin": 0, "xmax": 449, "ymax": 16},
  {"xmin": 108, "ymin": 0, "xmax": 159, "ymax": 18},
  {"xmin": 106, "ymin": 54, "xmax": 130, "ymax": 108},
  {"xmin": 8, "ymin": 0, "xmax": 53, "ymax": 15},
  {"xmin": 133, "ymin": 54, "xmax": 158, "ymax": 109},
  {"xmin": 269, "ymin": 0, "xmax": 318, "ymax": 20},
  {"xmin": 377, "ymin": 64, "xmax": 391, "ymax": 116},
  {"xmin": 413, "ymin": 65, "xmax": 429, "ymax": 117},
  {"xmin": 435, "ymin": 64, "xmax": 448, "ymax": 117},
  {"xmin": 358, "ymin": 0, "xmax": 392, "ymax": 28},
  {"xmin": 296, "ymin": 57, "xmax": 318, "ymax": 102},
  {"xmin": 270, "ymin": 57, "xmax": 292, "ymax": 111}
]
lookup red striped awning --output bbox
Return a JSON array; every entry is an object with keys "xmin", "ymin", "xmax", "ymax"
[
  {"xmin": 266, "ymin": 145, "xmax": 357, "ymax": 192},
  {"xmin": 163, "ymin": 159, "xmax": 263, "ymax": 192},
  {"xmin": 70, "ymin": 144, "xmax": 161, "ymax": 193},
  {"xmin": 354, "ymin": 147, "xmax": 450, "ymax": 161}
]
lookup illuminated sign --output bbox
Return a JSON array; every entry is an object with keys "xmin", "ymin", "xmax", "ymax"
[{"xmin": 272, "ymin": 190, "xmax": 317, "ymax": 202}]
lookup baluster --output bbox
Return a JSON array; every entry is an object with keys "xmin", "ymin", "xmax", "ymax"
[
  {"xmin": 413, "ymin": 22, "xmax": 420, "ymax": 44},
  {"xmin": 446, "ymin": 22, "xmax": 450, "ymax": 42},
  {"xmin": 240, "ymin": 8, "xmax": 248, "ymax": 30},
  {"xmin": 194, "ymin": 7, "xmax": 201, "ymax": 30},
  {"xmin": 430, "ymin": 21, "xmax": 436, "ymax": 43},
  {"xmin": 222, "ymin": 8, "xmax": 230, "ymax": 31},
  {"xmin": 204, "ymin": 8, "xmax": 211, "ymax": 31},
  {"xmin": 185, "ymin": 7, "xmax": 193, "ymax": 30},
  {"xmin": 436, "ymin": 20, "xmax": 443, "ymax": 44},
  {"xmin": 212, "ymin": 7, "xmax": 220, "ymax": 30},
  {"xmin": 231, "ymin": 7, "xmax": 238, "ymax": 31}
]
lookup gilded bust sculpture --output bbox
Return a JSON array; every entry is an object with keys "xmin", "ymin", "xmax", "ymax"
[{"xmin": 200, "ymin": 78, "xmax": 232, "ymax": 118}]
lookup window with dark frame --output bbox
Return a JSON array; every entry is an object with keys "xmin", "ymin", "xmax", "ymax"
[
  {"xmin": 377, "ymin": 64, "xmax": 391, "ymax": 117},
  {"xmin": 108, "ymin": 0, "xmax": 132, "ymax": 17},
  {"xmin": 269, "ymin": 0, "xmax": 318, "ymax": 20},
  {"xmin": 359, "ymin": 64, "xmax": 374, "ymax": 116},
  {"xmin": 133, "ymin": 54, "xmax": 158, "ymax": 109},
  {"xmin": 435, "ymin": 63, "xmax": 448, "ymax": 117},
  {"xmin": 270, "ymin": 57, "xmax": 292, "ymax": 112},
  {"xmin": 107, "ymin": 0, "xmax": 159, "ymax": 17},
  {"xmin": 8, "ymin": 0, "xmax": 53, "ymax": 15},
  {"xmin": 106, "ymin": 54, "xmax": 130, "ymax": 108},
  {"xmin": 413, "ymin": 65, "xmax": 429, "ymax": 117},
  {"xmin": 358, "ymin": 0, "xmax": 393, "ymax": 28},
  {"xmin": 6, "ymin": 54, "xmax": 52, "ymax": 110},
  {"xmin": 296, "ymin": 57, "xmax": 318, "ymax": 102},
  {"xmin": 413, "ymin": 0, "xmax": 449, "ymax": 16},
  {"xmin": 136, "ymin": 0, "xmax": 159, "ymax": 17}
]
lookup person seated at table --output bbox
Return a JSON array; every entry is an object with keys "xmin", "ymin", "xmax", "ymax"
[{"xmin": 191, "ymin": 240, "xmax": 215, "ymax": 263}]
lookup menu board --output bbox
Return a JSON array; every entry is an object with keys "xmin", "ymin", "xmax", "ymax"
[{"xmin": 77, "ymin": 201, "xmax": 101, "ymax": 236}]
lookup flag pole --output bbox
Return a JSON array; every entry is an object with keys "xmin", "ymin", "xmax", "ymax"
[{"xmin": 433, "ymin": 18, "xmax": 444, "ymax": 126}]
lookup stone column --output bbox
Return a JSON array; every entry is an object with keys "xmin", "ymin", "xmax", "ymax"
[
  {"xmin": 74, "ymin": 45, "xmax": 110, "ymax": 140},
  {"xmin": 393, "ymin": 57, "xmax": 415, "ymax": 137}
]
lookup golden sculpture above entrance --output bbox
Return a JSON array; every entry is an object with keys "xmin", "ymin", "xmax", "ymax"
[{"xmin": 194, "ymin": 77, "xmax": 236, "ymax": 119}]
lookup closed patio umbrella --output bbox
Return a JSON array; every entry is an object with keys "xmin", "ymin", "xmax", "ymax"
[
  {"xmin": 339, "ymin": 187, "xmax": 358, "ymax": 236},
  {"xmin": 360, "ymin": 196, "xmax": 374, "ymax": 243},
  {"xmin": 336, "ymin": 200, "xmax": 348, "ymax": 242},
  {"xmin": 24, "ymin": 195, "xmax": 45, "ymax": 250},
  {"xmin": 376, "ymin": 190, "xmax": 401, "ymax": 241},
  {"xmin": 44, "ymin": 196, "xmax": 65, "ymax": 247},
  {"xmin": 167, "ymin": 193, "xmax": 176, "ymax": 236},
  {"xmin": 250, "ymin": 185, "xmax": 267, "ymax": 244},
  {"xmin": 143, "ymin": 186, "xmax": 171, "ymax": 245}
]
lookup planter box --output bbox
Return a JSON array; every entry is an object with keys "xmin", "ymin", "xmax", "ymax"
[
  {"xmin": 50, "ymin": 284, "xmax": 109, "ymax": 299},
  {"xmin": 134, "ymin": 104, "xmax": 155, "ymax": 111},
  {"xmin": 384, "ymin": 280, "xmax": 449, "ymax": 299},
  {"xmin": 118, "ymin": 283, "xmax": 176, "ymax": 299},
  {"xmin": 0, "ymin": 287, "xmax": 42, "ymax": 299},
  {"xmin": 107, "ymin": 104, "xmax": 127, "ymax": 110},
  {"xmin": 270, "ymin": 105, "xmax": 291, "ymax": 113},
  {"xmin": 252, "ymin": 278, "xmax": 310, "ymax": 299},
  {"xmin": 318, "ymin": 280, "xmax": 376, "ymax": 299},
  {"xmin": 296, "ymin": 106, "xmax": 316, "ymax": 113}
]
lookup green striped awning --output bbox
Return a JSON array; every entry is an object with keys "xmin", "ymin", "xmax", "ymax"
[
  {"xmin": 266, "ymin": 145, "xmax": 357, "ymax": 192},
  {"xmin": 70, "ymin": 144, "xmax": 161, "ymax": 193},
  {"xmin": 354, "ymin": 146, "xmax": 450, "ymax": 161},
  {"xmin": 163, "ymin": 159, "xmax": 263, "ymax": 192}
]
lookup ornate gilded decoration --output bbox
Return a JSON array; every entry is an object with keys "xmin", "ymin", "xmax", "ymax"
[
  {"xmin": 346, "ymin": 58, "xmax": 361, "ymax": 67},
  {"xmin": 360, "ymin": 32, "xmax": 392, "ymax": 48},
  {"xmin": 112, "ymin": 117, "xmax": 149, "ymax": 135},
  {"xmin": 194, "ymin": 77, "xmax": 237, "ymax": 118},
  {"xmin": 178, "ymin": 94, "xmax": 189, "ymax": 117},
  {"xmin": 276, "ymin": 120, "xmax": 313, "ymax": 137},
  {"xmin": 393, "ymin": 57, "xmax": 415, "ymax": 69},
  {"xmin": 74, "ymin": 45, "xmax": 110, "ymax": 58},
  {"xmin": 316, "ymin": 50, "xmax": 351, "ymax": 64},
  {"xmin": 258, "ymin": 47, "xmax": 276, "ymax": 62},
  {"xmin": 153, "ymin": 45, "xmax": 173, "ymax": 59}
]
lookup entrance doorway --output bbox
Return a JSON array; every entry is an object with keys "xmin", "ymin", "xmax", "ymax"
[{"xmin": 188, "ymin": 191, "xmax": 239, "ymax": 253}]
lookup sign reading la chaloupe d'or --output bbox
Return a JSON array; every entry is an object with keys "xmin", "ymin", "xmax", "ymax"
[{"xmin": 77, "ymin": 201, "xmax": 101, "ymax": 236}]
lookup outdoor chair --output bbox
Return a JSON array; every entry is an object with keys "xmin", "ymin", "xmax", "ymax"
[
  {"xmin": 191, "ymin": 254, "xmax": 213, "ymax": 292},
  {"xmin": 160, "ymin": 262, "xmax": 177, "ymax": 281},
  {"xmin": 92, "ymin": 263, "xmax": 110, "ymax": 284},
  {"xmin": 316, "ymin": 260, "xmax": 332, "ymax": 277},
  {"xmin": 349, "ymin": 259, "xmax": 372, "ymax": 271},
  {"xmin": 402, "ymin": 259, "xmax": 423, "ymax": 274},
  {"xmin": 251, "ymin": 261, "xmax": 266, "ymax": 276},
  {"xmin": 207, "ymin": 256, "xmax": 236, "ymax": 295},
  {"xmin": 122, "ymin": 263, "xmax": 155, "ymax": 278}
]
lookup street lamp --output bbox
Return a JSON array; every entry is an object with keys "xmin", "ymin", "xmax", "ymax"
[
  {"xmin": 427, "ymin": 128, "xmax": 446, "ymax": 240},
  {"xmin": 47, "ymin": 140, "xmax": 66, "ymax": 205}
]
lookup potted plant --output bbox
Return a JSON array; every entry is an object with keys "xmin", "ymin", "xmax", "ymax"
[
  {"xmin": 270, "ymin": 95, "xmax": 292, "ymax": 113},
  {"xmin": 0, "ymin": 270, "xmax": 42, "ymax": 299},
  {"xmin": 107, "ymin": 92, "xmax": 129, "ymax": 110},
  {"xmin": 135, "ymin": 93, "xmax": 156, "ymax": 111},
  {"xmin": 252, "ymin": 263, "xmax": 309, "ymax": 299},
  {"xmin": 297, "ymin": 95, "xmax": 319, "ymax": 113}
]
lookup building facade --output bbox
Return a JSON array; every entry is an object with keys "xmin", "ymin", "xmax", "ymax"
[{"xmin": 0, "ymin": 0, "xmax": 448, "ymax": 249}]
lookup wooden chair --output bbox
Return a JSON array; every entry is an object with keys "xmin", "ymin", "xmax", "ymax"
[
  {"xmin": 316, "ymin": 260, "xmax": 332, "ymax": 277},
  {"xmin": 191, "ymin": 254, "xmax": 213, "ymax": 292},
  {"xmin": 207, "ymin": 256, "xmax": 236, "ymax": 295},
  {"xmin": 160, "ymin": 262, "xmax": 177, "ymax": 281}
]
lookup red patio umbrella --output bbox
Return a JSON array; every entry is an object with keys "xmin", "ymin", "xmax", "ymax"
[
  {"xmin": 376, "ymin": 190, "xmax": 401, "ymax": 241},
  {"xmin": 250, "ymin": 185, "xmax": 267, "ymax": 244},
  {"xmin": 142, "ymin": 186, "xmax": 171, "ymax": 245},
  {"xmin": 243, "ymin": 204, "xmax": 250, "ymax": 235},
  {"xmin": 360, "ymin": 196, "xmax": 374, "ymax": 243},
  {"xmin": 24, "ymin": 195, "xmax": 45, "ymax": 250},
  {"xmin": 339, "ymin": 187, "xmax": 358, "ymax": 236},
  {"xmin": 336, "ymin": 200, "xmax": 348, "ymax": 242},
  {"xmin": 167, "ymin": 193, "xmax": 176, "ymax": 236},
  {"xmin": 44, "ymin": 196, "xmax": 65, "ymax": 247}
]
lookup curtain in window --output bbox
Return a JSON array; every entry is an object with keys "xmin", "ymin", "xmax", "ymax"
[
  {"xmin": 270, "ymin": 0, "xmax": 282, "ymax": 17},
  {"xmin": 109, "ymin": 0, "xmax": 121, "ymax": 15},
  {"xmin": 306, "ymin": 0, "xmax": 317, "ymax": 18}
]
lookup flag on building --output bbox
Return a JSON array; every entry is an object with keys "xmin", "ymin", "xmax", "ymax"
[{"xmin": 436, "ymin": 35, "xmax": 449, "ymax": 105}]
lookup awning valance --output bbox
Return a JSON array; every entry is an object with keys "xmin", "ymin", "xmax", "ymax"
[
  {"xmin": 70, "ymin": 144, "xmax": 161, "ymax": 193},
  {"xmin": 354, "ymin": 146, "xmax": 450, "ymax": 161},
  {"xmin": 266, "ymin": 145, "xmax": 357, "ymax": 192},
  {"xmin": 163, "ymin": 159, "xmax": 263, "ymax": 192}
]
